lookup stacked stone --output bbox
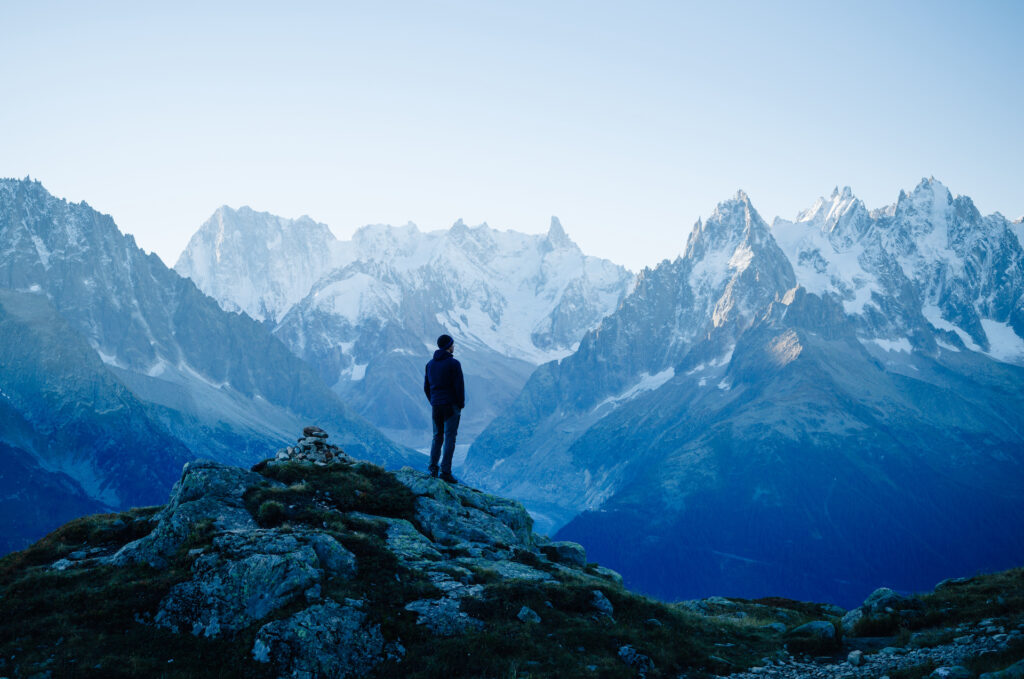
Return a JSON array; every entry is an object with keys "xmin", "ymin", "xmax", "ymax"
[{"xmin": 274, "ymin": 426, "xmax": 353, "ymax": 465}]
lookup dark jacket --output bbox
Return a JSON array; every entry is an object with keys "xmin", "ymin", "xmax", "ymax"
[{"xmin": 424, "ymin": 350, "xmax": 465, "ymax": 409}]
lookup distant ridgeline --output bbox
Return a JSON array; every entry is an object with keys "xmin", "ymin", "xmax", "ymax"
[
  {"xmin": 462, "ymin": 179, "xmax": 1024, "ymax": 607},
  {"xmin": 174, "ymin": 207, "xmax": 635, "ymax": 448}
]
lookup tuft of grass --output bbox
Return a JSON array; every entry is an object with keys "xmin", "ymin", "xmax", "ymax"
[
  {"xmin": 246, "ymin": 461, "xmax": 418, "ymax": 528},
  {"xmin": 0, "ymin": 551, "xmax": 273, "ymax": 678},
  {"xmin": 916, "ymin": 568, "xmax": 1024, "ymax": 629},
  {"xmin": 0, "ymin": 507, "xmax": 159, "ymax": 578}
]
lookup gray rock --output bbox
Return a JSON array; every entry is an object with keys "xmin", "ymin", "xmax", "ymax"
[
  {"xmin": 109, "ymin": 461, "xmax": 272, "ymax": 568},
  {"xmin": 517, "ymin": 606, "xmax": 541, "ymax": 623},
  {"xmin": 847, "ymin": 650, "xmax": 863, "ymax": 666},
  {"xmin": 252, "ymin": 599, "xmax": 391, "ymax": 679},
  {"xmin": 348, "ymin": 512, "xmax": 443, "ymax": 564},
  {"xmin": 785, "ymin": 620, "xmax": 839, "ymax": 655},
  {"xmin": 591, "ymin": 590, "xmax": 614, "ymax": 616},
  {"xmin": 405, "ymin": 596, "xmax": 485, "ymax": 636},
  {"xmin": 980, "ymin": 659, "xmax": 1024, "ymax": 679},
  {"xmin": 930, "ymin": 667, "xmax": 972, "ymax": 679},
  {"xmin": 954, "ymin": 634, "xmax": 974, "ymax": 644},
  {"xmin": 761, "ymin": 622, "xmax": 787, "ymax": 634},
  {"xmin": 415, "ymin": 496, "xmax": 519, "ymax": 548},
  {"xmin": 935, "ymin": 576, "xmax": 973, "ymax": 590},
  {"xmin": 154, "ymin": 529, "xmax": 354, "ymax": 638},
  {"xmin": 591, "ymin": 565, "xmax": 624, "ymax": 584},
  {"xmin": 455, "ymin": 557, "xmax": 554, "ymax": 582},
  {"xmin": 618, "ymin": 644, "xmax": 655, "ymax": 677},
  {"xmin": 541, "ymin": 541, "xmax": 588, "ymax": 567},
  {"xmin": 841, "ymin": 607, "xmax": 864, "ymax": 635},
  {"xmin": 395, "ymin": 468, "xmax": 536, "ymax": 546}
]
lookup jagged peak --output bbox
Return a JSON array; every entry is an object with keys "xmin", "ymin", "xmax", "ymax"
[
  {"xmin": 894, "ymin": 177, "xmax": 954, "ymax": 227},
  {"xmin": 544, "ymin": 216, "xmax": 578, "ymax": 251},
  {"xmin": 682, "ymin": 191, "xmax": 777, "ymax": 270}
]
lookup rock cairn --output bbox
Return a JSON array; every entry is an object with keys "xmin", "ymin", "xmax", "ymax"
[{"xmin": 274, "ymin": 426, "xmax": 353, "ymax": 465}]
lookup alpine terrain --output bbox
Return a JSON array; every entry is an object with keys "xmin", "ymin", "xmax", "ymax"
[
  {"xmin": 176, "ymin": 209, "xmax": 634, "ymax": 447},
  {"xmin": 3, "ymin": 433, "xmax": 1023, "ymax": 679},
  {"xmin": 0, "ymin": 178, "xmax": 418, "ymax": 553},
  {"xmin": 462, "ymin": 178, "xmax": 1024, "ymax": 607}
]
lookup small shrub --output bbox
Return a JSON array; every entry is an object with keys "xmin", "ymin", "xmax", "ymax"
[{"xmin": 257, "ymin": 500, "xmax": 287, "ymax": 526}]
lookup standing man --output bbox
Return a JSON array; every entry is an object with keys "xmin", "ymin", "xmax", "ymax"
[{"xmin": 424, "ymin": 333, "xmax": 465, "ymax": 483}]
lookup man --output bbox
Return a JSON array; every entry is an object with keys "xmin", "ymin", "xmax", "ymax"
[{"xmin": 423, "ymin": 333, "xmax": 465, "ymax": 483}]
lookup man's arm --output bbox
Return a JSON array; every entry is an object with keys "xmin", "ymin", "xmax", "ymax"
[
  {"xmin": 454, "ymin": 361, "xmax": 465, "ymax": 410},
  {"xmin": 424, "ymin": 366, "xmax": 431, "ymax": 402}
]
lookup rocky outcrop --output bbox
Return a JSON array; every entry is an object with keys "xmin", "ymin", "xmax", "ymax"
[
  {"xmin": 78, "ymin": 436, "xmax": 626, "ymax": 676},
  {"xmin": 154, "ymin": 529, "xmax": 355, "ymax": 637},
  {"xmin": 252, "ymin": 599, "xmax": 401, "ymax": 679},
  {"xmin": 109, "ymin": 460, "xmax": 269, "ymax": 568}
]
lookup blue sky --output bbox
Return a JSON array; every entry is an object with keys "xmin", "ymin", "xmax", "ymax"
[{"xmin": 1, "ymin": 1, "xmax": 1022, "ymax": 270}]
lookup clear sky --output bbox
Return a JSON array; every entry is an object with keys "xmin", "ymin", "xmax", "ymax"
[{"xmin": 1, "ymin": 1, "xmax": 1022, "ymax": 271}]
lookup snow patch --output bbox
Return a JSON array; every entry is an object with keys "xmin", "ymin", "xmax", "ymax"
[
  {"xmin": 685, "ymin": 348, "xmax": 734, "ymax": 375},
  {"xmin": 923, "ymin": 305, "xmax": 982, "ymax": 352},
  {"xmin": 597, "ymin": 368, "xmax": 675, "ymax": 409},
  {"xmin": 980, "ymin": 319, "xmax": 1024, "ymax": 363},
  {"xmin": 31, "ymin": 235, "xmax": 51, "ymax": 269},
  {"xmin": 868, "ymin": 337, "xmax": 913, "ymax": 353}
]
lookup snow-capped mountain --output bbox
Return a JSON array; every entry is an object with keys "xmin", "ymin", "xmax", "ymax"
[
  {"xmin": 177, "ymin": 212, "xmax": 634, "ymax": 446},
  {"xmin": 175, "ymin": 206, "xmax": 337, "ymax": 324},
  {"xmin": 0, "ymin": 179, "xmax": 417, "ymax": 552},
  {"xmin": 463, "ymin": 179, "xmax": 1024, "ymax": 606}
]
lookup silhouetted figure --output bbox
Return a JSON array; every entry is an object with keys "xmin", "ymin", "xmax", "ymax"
[{"xmin": 423, "ymin": 333, "xmax": 465, "ymax": 483}]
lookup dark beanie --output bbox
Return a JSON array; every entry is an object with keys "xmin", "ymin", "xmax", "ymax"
[{"xmin": 437, "ymin": 334, "xmax": 454, "ymax": 350}]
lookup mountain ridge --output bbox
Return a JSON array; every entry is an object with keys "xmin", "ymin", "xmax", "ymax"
[{"xmin": 463, "ymin": 178, "xmax": 1024, "ymax": 606}]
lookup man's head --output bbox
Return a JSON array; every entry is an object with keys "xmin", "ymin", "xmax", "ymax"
[{"xmin": 437, "ymin": 334, "xmax": 455, "ymax": 354}]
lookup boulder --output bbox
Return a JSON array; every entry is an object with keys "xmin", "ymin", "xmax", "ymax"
[
  {"xmin": 394, "ymin": 468, "xmax": 536, "ymax": 547},
  {"xmin": 841, "ymin": 607, "xmax": 864, "ymax": 635},
  {"xmin": 847, "ymin": 650, "xmax": 863, "ymax": 666},
  {"xmin": 405, "ymin": 596, "xmax": 485, "ymax": 636},
  {"xmin": 252, "ymin": 599, "xmax": 395, "ymax": 678},
  {"xmin": 929, "ymin": 667, "xmax": 972, "ymax": 679},
  {"xmin": 981, "ymin": 659, "xmax": 1024, "ymax": 679},
  {"xmin": 109, "ymin": 460, "xmax": 272, "ymax": 568},
  {"xmin": 785, "ymin": 620, "xmax": 840, "ymax": 655},
  {"xmin": 540, "ymin": 541, "xmax": 587, "ymax": 567},
  {"xmin": 591, "ymin": 590, "xmax": 615, "ymax": 617},
  {"xmin": 154, "ymin": 529, "xmax": 355, "ymax": 638},
  {"xmin": 517, "ymin": 606, "xmax": 541, "ymax": 623},
  {"xmin": 618, "ymin": 645, "xmax": 655, "ymax": 678}
]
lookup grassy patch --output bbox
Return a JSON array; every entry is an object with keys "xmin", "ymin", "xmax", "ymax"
[
  {"xmin": 0, "ymin": 562, "xmax": 274, "ymax": 679},
  {"xmin": 963, "ymin": 636, "xmax": 1024, "ymax": 676},
  {"xmin": 247, "ymin": 461, "xmax": 417, "ymax": 527},
  {"xmin": 0, "ymin": 507, "xmax": 159, "ymax": 578},
  {"xmin": 916, "ymin": 568, "xmax": 1024, "ymax": 629}
]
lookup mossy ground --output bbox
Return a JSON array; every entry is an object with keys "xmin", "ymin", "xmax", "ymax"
[
  {"xmin": 2, "ymin": 461, "xmax": 1022, "ymax": 679},
  {"xmin": 0, "ymin": 509, "xmax": 275, "ymax": 679}
]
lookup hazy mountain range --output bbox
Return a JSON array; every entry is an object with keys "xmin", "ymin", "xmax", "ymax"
[
  {"xmin": 3, "ymin": 175, "xmax": 1021, "ymax": 608},
  {"xmin": 175, "ymin": 208, "xmax": 634, "ymax": 447}
]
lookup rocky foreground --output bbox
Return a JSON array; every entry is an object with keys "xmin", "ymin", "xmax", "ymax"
[{"xmin": 0, "ymin": 433, "xmax": 1022, "ymax": 679}]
